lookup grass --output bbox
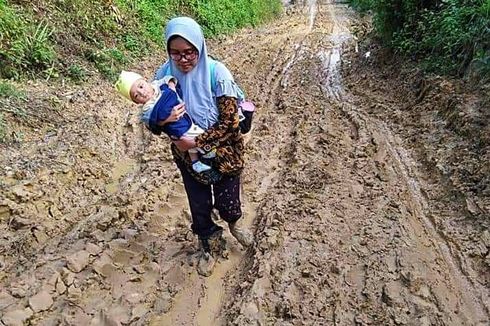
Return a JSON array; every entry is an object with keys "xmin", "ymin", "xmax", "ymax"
[
  {"xmin": 0, "ymin": 0, "xmax": 282, "ymax": 81},
  {"xmin": 0, "ymin": 80, "xmax": 27, "ymax": 143},
  {"xmin": 0, "ymin": 2, "xmax": 56, "ymax": 79},
  {"xmin": 0, "ymin": 80, "xmax": 26, "ymax": 100}
]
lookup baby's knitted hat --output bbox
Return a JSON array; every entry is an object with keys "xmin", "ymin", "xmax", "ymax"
[{"xmin": 115, "ymin": 71, "xmax": 143, "ymax": 100}]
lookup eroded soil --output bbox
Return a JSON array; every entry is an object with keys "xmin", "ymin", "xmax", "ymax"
[{"xmin": 0, "ymin": 1, "xmax": 489, "ymax": 325}]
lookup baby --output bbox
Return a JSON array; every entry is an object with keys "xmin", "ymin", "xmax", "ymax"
[{"xmin": 115, "ymin": 71, "xmax": 213, "ymax": 173}]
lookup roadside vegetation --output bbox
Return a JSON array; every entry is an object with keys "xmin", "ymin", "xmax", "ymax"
[
  {"xmin": 348, "ymin": 0, "xmax": 489, "ymax": 80},
  {"xmin": 0, "ymin": 0, "xmax": 282, "ymax": 81}
]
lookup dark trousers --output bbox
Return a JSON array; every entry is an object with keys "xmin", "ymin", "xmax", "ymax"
[{"xmin": 177, "ymin": 163, "xmax": 242, "ymax": 239}]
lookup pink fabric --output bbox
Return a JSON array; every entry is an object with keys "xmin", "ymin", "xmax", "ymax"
[{"xmin": 240, "ymin": 101, "xmax": 255, "ymax": 112}]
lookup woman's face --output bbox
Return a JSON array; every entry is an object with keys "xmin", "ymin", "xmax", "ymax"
[{"xmin": 168, "ymin": 36, "xmax": 199, "ymax": 73}]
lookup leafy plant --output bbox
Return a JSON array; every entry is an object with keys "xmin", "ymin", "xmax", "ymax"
[
  {"xmin": 24, "ymin": 21, "xmax": 55, "ymax": 68},
  {"xmin": 0, "ymin": 3, "xmax": 55, "ymax": 78},
  {"xmin": 121, "ymin": 34, "xmax": 141, "ymax": 52},
  {"xmin": 67, "ymin": 64, "xmax": 88, "ymax": 83},
  {"xmin": 85, "ymin": 47, "xmax": 130, "ymax": 80}
]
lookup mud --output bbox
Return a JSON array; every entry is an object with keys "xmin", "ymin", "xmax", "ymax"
[{"xmin": 0, "ymin": 0, "xmax": 489, "ymax": 325}]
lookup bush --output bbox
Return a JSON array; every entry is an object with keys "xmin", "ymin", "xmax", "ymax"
[
  {"xmin": 194, "ymin": 0, "xmax": 282, "ymax": 36},
  {"xmin": 348, "ymin": 0, "xmax": 489, "ymax": 78},
  {"xmin": 349, "ymin": 0, "xmax": 375, "ymax": 13}
]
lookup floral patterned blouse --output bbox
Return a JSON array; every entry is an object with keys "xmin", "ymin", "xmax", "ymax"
[{"xmin": 171, "ymin": 96, "xmax": 244, "ymax": 184}]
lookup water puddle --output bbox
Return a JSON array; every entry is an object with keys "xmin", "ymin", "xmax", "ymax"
[
  {"xmin": 318, "ymin": 3, "xmax": 353, "ymax": 101},
  {"xmin": 280, "ymin": 44, "xmax": 303, "ymax": 89},
  {"xmin": 105, "ymin": 158, "xmax": 137, "ymax": 193},
  {"xmin": 308, "ymin": 0, "xmax": 318, "ymax": 31}
]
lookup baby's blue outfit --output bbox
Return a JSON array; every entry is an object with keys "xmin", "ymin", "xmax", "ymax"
[{"xmin": 140, "ymin": 77, "xmax": 192, "ymax": 139}]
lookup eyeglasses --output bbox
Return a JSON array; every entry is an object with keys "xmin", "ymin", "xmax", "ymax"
[{"xmin": 169, "ymin": 49, "xmax": 198, "ymax": 62}]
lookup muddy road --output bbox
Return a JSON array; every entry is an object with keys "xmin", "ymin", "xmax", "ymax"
[{"xmin": 1, "ymin": 0, "xmax": 489, "ymax": 325}]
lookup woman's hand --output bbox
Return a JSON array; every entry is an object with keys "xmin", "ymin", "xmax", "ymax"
[
  {"xmin": 172, "ymin": 136, "xmax": 196, "ymax": 152},
  {"xmin": 157, "ymin": 103, "xmax": 186, "ymax": 126}
]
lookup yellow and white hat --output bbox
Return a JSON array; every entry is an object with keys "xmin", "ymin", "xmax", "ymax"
[{"xmin": 115, "ymin": 71, "xmax": 143, "ymax": 100}]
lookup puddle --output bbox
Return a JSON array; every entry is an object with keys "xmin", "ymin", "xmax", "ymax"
[
  {"xmin": 308, "ymin": 0, "xmax": 318, "ymax": 31},
  {"xmin": 318, "ymin": 5, "xmax": 352, "ymax": 101},
  {"xmin": 105, "ymin": 158, "xmax": 137, "ymax": 193},
  {"xmin": 319, "ymin": 47, "xmax": 343, "ymax": 100}
]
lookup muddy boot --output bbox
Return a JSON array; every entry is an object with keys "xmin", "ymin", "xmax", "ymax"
[
  {"xmin": 197, "ymin": 238, "xmax": 216, "ymax": 277},
  {"xmin": 229, "ymin": 222, "xmax": 254, "ymax": 248},
  {"xmin": 242, "ymin": 126, "xmax": 253, "ymax": 146},
  {"xmin": 208, "ymin": 229, "xmax": 229, "ymax": 259}
]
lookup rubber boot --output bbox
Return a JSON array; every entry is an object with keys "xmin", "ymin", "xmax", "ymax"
[
  {"xmin": 197, "ymin": 238, "xmax": 216, "ymax": 277},
  {"xmin": 229, "ymin": 222, "xmax": 254, "ymax": 248}
]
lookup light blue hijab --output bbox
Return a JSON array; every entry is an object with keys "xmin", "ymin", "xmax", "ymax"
[{"xmin": 164, "ymin": 17, "xmax": 217, "ymax": 130}]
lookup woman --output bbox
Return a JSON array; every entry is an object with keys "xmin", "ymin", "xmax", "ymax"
[{"xmin": 155, "ymin": 17, "xmax": 253, "ymax": 277}]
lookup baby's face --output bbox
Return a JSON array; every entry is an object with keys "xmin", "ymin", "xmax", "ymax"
[{"xmin": 130, "ymin": 79, "xmax": 154, "ymax": 104}]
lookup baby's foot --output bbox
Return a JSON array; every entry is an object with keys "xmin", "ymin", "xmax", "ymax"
[{"xmin": 192, "ymin": 161, "xmax": 212, "ymax": 173}]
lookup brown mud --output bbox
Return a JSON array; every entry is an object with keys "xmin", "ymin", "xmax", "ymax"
[{"xmin": 0, "ymin": 0, "xmax": 489, "ymax": 325}]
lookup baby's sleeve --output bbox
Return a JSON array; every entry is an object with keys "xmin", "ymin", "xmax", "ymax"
[{"xmin": 160, "ymin": 75, "xmax": 177, "ymax": 85}]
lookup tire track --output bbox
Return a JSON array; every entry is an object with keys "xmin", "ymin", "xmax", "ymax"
[{"xmin": 226, "ymin": 1, "xmax": 489, "ymax": 324}]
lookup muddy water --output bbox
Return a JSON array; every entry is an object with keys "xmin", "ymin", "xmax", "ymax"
[
  {"xmin": 0, "ymin": 0, "xmax": 489, "ymax": 325},
  {"xmin": 105, "ymin": 158, "xmax": 137, "ymax": 194}
]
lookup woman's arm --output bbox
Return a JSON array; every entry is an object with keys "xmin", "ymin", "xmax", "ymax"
[{"xmin": 194, "ymin": 96, "xmax": 240, "ymax": 151}]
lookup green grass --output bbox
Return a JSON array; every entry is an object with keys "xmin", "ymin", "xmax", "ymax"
[
  {"xmin": 66, "ymin": 64, "xmax": 88, "ymax": 83},
  {"xmin": 194, "ymin": 0, "xmax": 283, "ymax": 36},
  {"xmin": 0, "ymin": 2, "xmax": 56, "ymax": 79},
  {"xmin": 0, "ymin": 0, "xmax": 282, "ymax": 80},
  {"xmin": 0, "ymin": 80, "xmax": 26, "ymax": 100},
  {"xmin": 0, "ymin": 80, "xmax": 27, "ymax": 143}
]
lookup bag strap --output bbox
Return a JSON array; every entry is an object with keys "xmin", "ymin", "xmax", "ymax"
[{"xmin": 209, "ymin": 59, "xmax": 217, "ymax": 93}]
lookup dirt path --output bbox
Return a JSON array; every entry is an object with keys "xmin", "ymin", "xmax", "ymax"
[{"xmin": 0, "ymin": 1, "xmax": 488, "ymax": 325}]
